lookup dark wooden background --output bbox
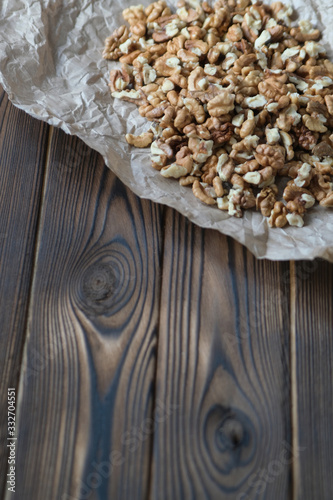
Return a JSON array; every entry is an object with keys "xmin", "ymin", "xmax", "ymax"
[{"xmin": 0, "ymin": 85, "xmax": 332, "ymax": 500}]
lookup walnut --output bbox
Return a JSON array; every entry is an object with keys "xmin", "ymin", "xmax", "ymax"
[
  {"xmin": 268, "ymin": 201, "xmax": 288, "ymax": 228},
  {"xmin": 160, "ymin": 162, "xmax": 188, "ymax": 178},
  {"xmin": 306, "ymin": 100, "xmax": 328, "ymax": 118},
  {"xmin": 165, "ymin": 134, "xmax": 187, "ymax": 152},
  {"xmin": 234, "ymin": 38, "xmax": 253, "ymax": 54},
  {"xmin": 256, "ymin": 109, "xmax": 270, "ymax": 128},
  {"xmin": 309, "ymin": 173, "xmax": 333, "ymax": 201},
  {"xmin": 227, "ymin": 188, "xmax": 243, "ymax": 218},
  {"xmin": 160, "ymin": 106, "xmax": 176, "ymax": 128},
  {"xmin": 184, "ymin": 97, "xmax": 206, "ymax": 124},
  {"xmin": 148, "ymin": 42, "xmax": 168, "ymax": 57},
  {"xmin": 233, "ymin": 53, "xmax": 257, "ymax": 75},
  {"xmin": 109, "ymin": 68, "xmax": 131, "ymax": 92},
  {"xmin": 226, "ymin": 24, "xmax": 243, "ymax": 42},
  {"xmin": 312, "ymin": 141, "xmax": 333, "ymax": 158},
  {"xmin": 320, "ymin": 191, "xmax": 333, "ymax": 207},
  {"xmin": 160, "ymin": 126, "xmax": 177, "ymax": 140},
  {"xmin": 280, "ymin": 130, "xmax": 294, "ymax": 161},
  {"xmin": 258, "ymin": 166, "xmax": 275, "ymax": 187},
  {"xmin": 183, "ymin": 123, "xmax": 211, "ymax": 140},
  {"xmin": 241, "ymin": 19, "xmax": 259, "ymax": 45},
  {"xmin": 294, "ymin": 125, "xmax": 319, "ymax": 151},
  {"xmin": 188, "ymin": 26, "xmax": 206, "ymax": 40},
  {"xmin": 283, "ymin": 182, "xmax": 315, "ymax": 213},
  {"xmin": 147, "ymin": 89, "xmax": 167, "ymax": 107},
  {"xmin": 166, "ymin": 35, "xmax": 185, "ymax": 54},
  {"xmin": 177, "ymin": 6, "xmax": 200, "ymax": 23},
  {"xmin": 123, "ymin": 4, "xmax": 146, "ymax": 23},
  {"xmin": 230, "ymin": 173, "xmax": 248, "ymax": 190},
  {"xmin": 258, "ymin": 75, "xmax": 289, "ymax": 100},
  {"xmin": 256, "ymin": 185, "xmax": 279, "ymax": 217},
  {"xmin": 141, "ymin": 83, "xmax": 159, "ymax": 96},
  {"xmin": 202, "ymin": 8, "xmax": 230, "ymax": 31},
  {"xmin": 210, "ymin": 122, "xmax": 234, "ymax": 144},
  {"xmin": 111, "ymin": 88, "xmax": 146, "ymax": 105},
  {"xmin": 218, "ymin": 159, "xmax": 235, "ymax": 182},
  {"xmin": 192, "ymin": 180, "xmax": 216, "ymax": 205},
  {"xmin": 151, "ymin": 153, "xmax": 168, "ymax": 170},
  {"xmin": 313, "ymin": 158, "xmax": 333, "ymax": 175},
  {"xmin": 185, "ymin": 39, "xmax": 209, "ymax": 56},
  {"xmin": 153, "ymin": 16, "xmax": 185, "ymax": 42},
  {"xmin": 207, "ymin": 47, "xmax": 221, "ymax": 65},
  {"xmin": 239, "ymin": 110, "xmax": 255, "ymax": 138},
  {"xmin": 286, "ymin": 212, "xmax": 305, "ymax": 227},
  {"xmin": 175, "ymin": 146, "xmax": 193, "ymax": 173},
  {"xmin": 168, "ymin": 73, "xmax": 188, "ymax": 89},
  {"xmin": 230, "ymin": 135, "xmax": 259, "ymax": 163},
  {"xmin": 290, "ymin": 26, "xmax": 320, "ymax": 43},
  {"xmin": 103, "ymin": 25, "xmax": 130, "ymax": 60},
  {"xmin": 177, "ymin": 48, "xmax": 199, "ymax": 64},
  {"xmin": 142, "ymin": 63, "xmax": 157, "ymax": 85},
  {"xmin": 213, "ymin": 176, "xmax": 224, "ymax": 197},
  {"xmin": 302, "ymin": 114, "xmax": 328, "ymax": 133},
  {"xmin": 268, "ymin": 25, "xmax": 285, "ymax": 42},
  {"xmin": 235, "ymin": 159, "xmax": 259, "ymax": 175},
  {"xmin": 188, "ymin": 138, "xmax": 214, "ymax": 163},
  {"xmin": 174, "ymin": 108, "xmax": 192, "ymax": 129},
  {"xmin": 145, "ymin": 1, "xmax": 171, "ymax": 23},
  {"xmin": 188, "ymin": 67, "xmax": 208, "ymax": 91},
  {"xmin": 154, "ymin": 54, "xmax": 181, "ymax": 77},
  {"xmin": 240, "ymin": 188, "xmax": 256, "ymax": 209},
  {"xmin": 179, "ymin": 175, "xmax": 198, "ymax": 186},
  {"xmin": 324, "ymin": 95, "xmax": 333, "ymax": 115},
  {"xmin": 151, "ymin": 139, "xmax": 173, "ymax": 159},
  {"xmin": 122, "ymin": 5, "xmax": 147, "ymax": 38},
  {"xmin": 166, "ymin": 90, "xmax": 180, "ymax": 107},
  {"xmin": 126, "ymin": 131, "xmax": 154, "ymax": 147},
  {"xmin": 241, "ymin": 170, "xmax": 258, "ymax": 185},
  {"xmin": 265, "ymin": 126, "xmax": 280, "ymax": 145},
  {"xmin": 201, "ymin": 155, "xmax": 218, "ymax": 184},
  {"xmin": 191, "ymin": 84, "xmax": 227, "ymax": 104},
  {"xmin": 145, "ymin": 101, "xmax": 169, "ymax": 120},
  {"xmin": 255, "ymin": 144, "xmax": 285, "ymax": 170},
  {"xmin": 207, "ymin": 90, "xmax": 235, "ymax": 117},
  {"xmin": 276, "ymin": 105, "xmax": 301, "ymax": 132},
  {"xmin": 222, "ymin": 52, "xmax": 238, "ymax": 71}
]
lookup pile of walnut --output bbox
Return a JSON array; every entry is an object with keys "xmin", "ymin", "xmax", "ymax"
[{"xmin": 103, "ymin": 0, "xmax": 333, "ymax": 227}]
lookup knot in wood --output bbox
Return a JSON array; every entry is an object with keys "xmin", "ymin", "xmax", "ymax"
[
  {"xmin": 217, "ymin": 415, "xmax": 244, "ymax": 451},
  {"xmin": 205, "ymin": 405, "xmax": 254, "ymax": 462},
  {"xmin": 82, "ymin": 263, "xmax": 115, "ymax": 304}
]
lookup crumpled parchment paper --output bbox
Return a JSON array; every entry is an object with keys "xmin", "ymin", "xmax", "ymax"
[{"xmin": 0, "ymin": 0, "xmax": 333, "ymax": 261}]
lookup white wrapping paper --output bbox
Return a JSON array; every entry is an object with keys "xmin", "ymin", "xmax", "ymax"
[{"xmin": 0, "ymin": 0, "xmax": 333, "ymax": 261}]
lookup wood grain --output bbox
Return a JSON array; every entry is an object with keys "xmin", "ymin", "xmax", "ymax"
[
  {"xmin": 150, "ymin": 210, "xmax": 292, "ymax": 500},
  {"xmin": 2, "ymin": 85, "xmax": 333, "ymax": 500},
  {"xmin": 291, "ymin": 259, "xmax": 333, "ymax": 500},
  {"xmin": 0, "ymin": 89, "xmax": 49, "ymax": 497},
  {"xmin": 10, "ymin": 128, "xmax": 163, "ymax": 500}
]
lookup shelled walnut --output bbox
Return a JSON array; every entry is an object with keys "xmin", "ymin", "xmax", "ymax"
[{"xmin": 104, "ymin": 0, "xmax": 333, "ymax": 228}]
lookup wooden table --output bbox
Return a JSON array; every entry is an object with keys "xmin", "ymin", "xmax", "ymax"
[{"xmin": 0, "ymin": 85, "xmax": 332, "ymax": 500}]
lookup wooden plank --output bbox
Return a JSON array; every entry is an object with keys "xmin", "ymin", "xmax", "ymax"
[
  {"xmin": 10, "ymin": 128, "xmax": 163, "ymax": 500},
  {"xmin": 0, "ymin": 89, "xmax": 49, "ymax": 497},
  {"xmin": 291, "ymin": 259, "xmax": 333, "ymax": 500},
  {"xmin": 150, "ymin": 210, "xmax": 292, "ymax": 500}
]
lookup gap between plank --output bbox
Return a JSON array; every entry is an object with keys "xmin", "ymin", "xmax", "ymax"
[
  {"xmin": 3, "ymin": 126, "xmax": 54, "ymax": 500},
  {"xmin": 147, "ymin": 205, "xmax": 167, "ymax": 500},
  {"xmin": 289, "ymin": 260, "xmax": 299, "ymax": 500}
]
